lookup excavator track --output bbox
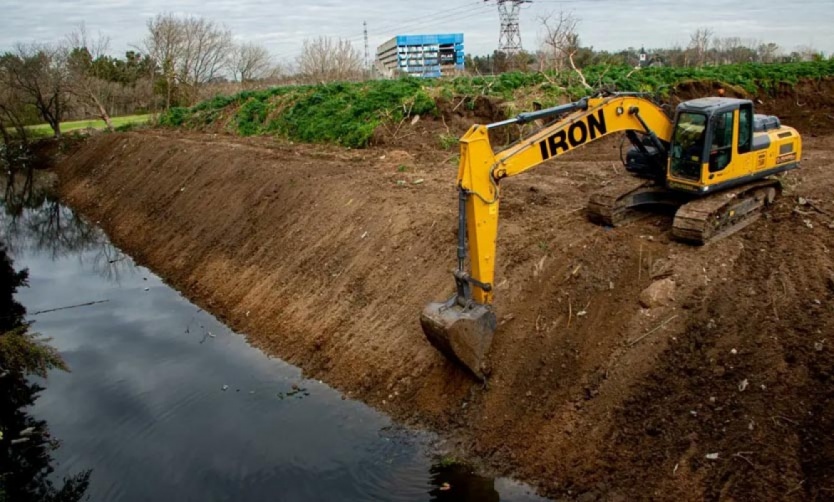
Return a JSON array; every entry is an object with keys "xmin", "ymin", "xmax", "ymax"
[
  {"xmin": 587, "ymin": 177, "xmax": 686, "ymax": 227},
  {"xmin": 672, "ymin": 179, "xmax": 781, "ymax": 245}
]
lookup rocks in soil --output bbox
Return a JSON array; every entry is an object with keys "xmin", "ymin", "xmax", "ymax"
[{"xmin": 639, "ymin": 278, "xmax": 676, "ymax": 308}]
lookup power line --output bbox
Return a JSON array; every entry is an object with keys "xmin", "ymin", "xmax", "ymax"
[
  {"xmin": 270, "ymin": 3, "xmax": 495, "ymax": 62},
  {"xmin": 365, "ymin": 2, "xmax": 487, "ymax": 37},
  {"xmin": 304, "ymin": 2, "xmax": 488, "ymax": 46},
  {"xmin": 348, "ymin": 2, "xmax": 494, "ymax": 43}
]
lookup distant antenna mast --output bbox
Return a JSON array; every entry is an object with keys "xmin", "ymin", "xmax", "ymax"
[
  {"xmin": 487, "ymin": 0, "xmax": 530, "ymax": 55},
  {"xmin": 363, "ymin": 21, "xmax": 370, "ymax": 78}
]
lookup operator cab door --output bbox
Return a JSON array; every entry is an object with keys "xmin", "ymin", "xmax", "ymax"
[
  {"xmin": 704, "ymin": 108, "xmax": 736, "ymax": 183},
  {"xmin": 707, "ymin": 105, "xmax": 759, "ymax": 184},
  {"xmin": 735, "ymin": 103, "xmax": 755, "ymax": 175},
  {"xmin": 669, "ymin": 111, "xmax": 709, "ymax": 183}
]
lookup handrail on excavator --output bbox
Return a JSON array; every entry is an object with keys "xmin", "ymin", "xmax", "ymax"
[{"xmin": 486, "ymin": 91, "xmax": 661, "ymax": 130}]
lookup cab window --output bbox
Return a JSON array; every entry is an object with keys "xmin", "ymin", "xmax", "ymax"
[
  {"xmin": 709, "ymin": 110, "xmax": 734, "ymax": 172},
  {"xmin": 738, "ymin": 104, "xmax": 752, "ymax": 154},
  {"xmin": 670, "ymin": 112, "xmax": 707, "ymax": 181}
]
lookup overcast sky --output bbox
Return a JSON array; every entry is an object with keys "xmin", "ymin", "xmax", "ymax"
[{"xmin": 3, "ymin": 0, "xmax": 833, "ymax": 64}]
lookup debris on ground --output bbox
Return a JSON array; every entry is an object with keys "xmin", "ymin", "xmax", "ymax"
[{"xmin": 639, "ymin": 278, "xmax": 676, "ymax": 308}]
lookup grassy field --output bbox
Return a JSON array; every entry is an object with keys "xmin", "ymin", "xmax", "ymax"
[{"xmin": 26, "ymin": 114, "xmax": 153, "ymax": 137}]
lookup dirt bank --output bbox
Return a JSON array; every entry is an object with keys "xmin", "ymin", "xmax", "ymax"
[{"xmin": 58, "ymin": 120, "xmax": 834, "ymax": 498}]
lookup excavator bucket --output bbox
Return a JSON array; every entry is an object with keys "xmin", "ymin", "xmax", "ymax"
[{"xmin": 420, "ymin": 298, "xmax": 497, "ymax": 380}]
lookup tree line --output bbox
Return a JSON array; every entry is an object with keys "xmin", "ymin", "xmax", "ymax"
[
  {"xmin": 467, "ymin": 13, "xmax": 828, "ymax": 75},
  {"xmin": 1, "ymin": 10, "xmax": 831, "ymax": 146},
  {"xmin": 0, "ymin": 14, "xmax": 284, "ymax": 144},
  {"xmin": 0, "ymin": 12, "xmax": 376, "ymax": 147}
]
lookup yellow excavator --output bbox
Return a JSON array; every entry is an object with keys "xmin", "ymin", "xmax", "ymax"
[{"xmin": 420, "ymin": 91, "xmax": 802, "ymax": 379}]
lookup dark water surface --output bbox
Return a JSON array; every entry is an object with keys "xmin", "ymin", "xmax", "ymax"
[{"xmin": 3, "ymin": 198, "xmax": 548, "ymax": 502}]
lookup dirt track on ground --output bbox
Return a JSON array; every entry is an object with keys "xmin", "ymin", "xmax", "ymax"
[{"xmin": 58, "ymin": 95, "xmax": 834, "ymax": 499}]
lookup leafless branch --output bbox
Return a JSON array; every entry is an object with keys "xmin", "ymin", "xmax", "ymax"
[
  {"xmin": 538, "ymin": 11, "xmax": 579, "ymax": 72},
  {"xmin": 296, "ymin": 36, "xmax": 362, "ymax": 84}
]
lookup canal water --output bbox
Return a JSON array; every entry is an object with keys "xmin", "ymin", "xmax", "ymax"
[{"xmin": 2, "ymin": 190, "xmax": 548, "ymax": 501}]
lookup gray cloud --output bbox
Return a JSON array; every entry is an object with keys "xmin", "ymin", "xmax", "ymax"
[{"xmin": 1, "ymin": 0, "xmax": 832, "ymax": 63}]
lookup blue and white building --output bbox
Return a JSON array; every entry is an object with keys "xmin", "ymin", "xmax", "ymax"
[{"xmin": 375, "ymin": 33, "xmax": 465, "ymax": 78}]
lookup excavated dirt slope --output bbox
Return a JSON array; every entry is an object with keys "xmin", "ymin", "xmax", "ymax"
[{"xmin": 58, "ymin": 96, "xmax": 834, "ymax": 499}]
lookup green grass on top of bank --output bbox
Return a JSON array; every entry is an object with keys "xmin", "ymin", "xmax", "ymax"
[{"xmin": 158, "ymin": 60, "xmax": 834, "ymax": 149}]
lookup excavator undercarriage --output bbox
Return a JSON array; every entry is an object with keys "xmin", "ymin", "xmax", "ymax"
[{"xmin": 586, "ymin": 176, "xmax": 784, "ymax": 245}]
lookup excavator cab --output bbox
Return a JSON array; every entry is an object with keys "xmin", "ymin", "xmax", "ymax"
[{"xmin": 665, "ymin": 97, "xmax": 794, "ymax": 193}]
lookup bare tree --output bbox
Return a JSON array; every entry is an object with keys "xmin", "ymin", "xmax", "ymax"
[
  {"xmin": 538, "ymin": 11, "xmax": 579, "ymax": 71},
  {"xmin": 537, "ymin": 11, "xmax": 590, "ymax": 88},
  {"xmin": 179, "ymin": 16, "xmax": 233, "ymax": 99},
  {"xmin": 229, "ymin": 42, "xmax": 274, "ymax": 84},
  {"xmin": 0, "ymin": 71, "xmax": 31, "ymax": 146},
  {"xmin": 757, "ymin": 42, "xmax": 781, "ymax": 63},
  {"xmin": 661, "ymin": 44, "xmax": 687, "ymax": 66},
  {"xmin": 0, "ymin": 44, "xmax": 68, "ymax": 138},
  {"xmin": 296, "ymin": 36, "xmax": 362, "ymax": 84},
  {"xmin": 688, "ymin": 27, "xmax": 713, "ymax": 67},
  {"xmin": 65, "ymin": 24, "xmax": 115, "ymax": 131},
  {"xmin": 710, "ymin": 37, "xmax": 751, "ymax": 64},
  {"xmin": 794, "ymin": 44, "xmax": 822, "ymax": 62},
  {"xmin": 143, "ymin": 14, "xmax": 233, "ymax": 106},
  {"xmin": 144, "ymin": 13, "xmax": 183, "ymax": 109}
]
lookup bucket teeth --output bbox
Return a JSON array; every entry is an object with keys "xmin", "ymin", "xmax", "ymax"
[{"xmin": 420, "ymin": 298, "xmax": 497, "ymax": 380}]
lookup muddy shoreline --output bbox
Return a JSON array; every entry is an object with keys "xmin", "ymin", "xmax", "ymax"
[{"xmin": 57, "ymin": 129, "xmax": 834, "ymax": 499}]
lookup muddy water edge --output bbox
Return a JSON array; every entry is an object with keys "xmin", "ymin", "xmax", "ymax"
[{"xmin": 0, "ymin": 170, "xmax": 548, "ymax": 501}]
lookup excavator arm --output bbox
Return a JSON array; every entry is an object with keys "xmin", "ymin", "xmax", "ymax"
[{"xmin": 421, "ymin": 94, "xmax": 675, "ymax": 379}]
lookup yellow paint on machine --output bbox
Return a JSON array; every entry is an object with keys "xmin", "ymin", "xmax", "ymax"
[{"xmin": 454, "ymin": 96, "xmax": 801, "ymax": 305}]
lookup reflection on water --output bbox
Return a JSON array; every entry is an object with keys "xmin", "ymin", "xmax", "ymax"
[
  {"xmin": 0, "ymin": 355, "xmax": 92, "ymax": 502},
  {"xmin": 3, "ymin": 167, "xmax": 132, "ymax": 282},
  {"xmin": 0, "ymin": 243, "xmax": 91, "ymax": 502},
  {"xmin": 1, "ymin": 171, "xmax": 548, "ymax": 501}
]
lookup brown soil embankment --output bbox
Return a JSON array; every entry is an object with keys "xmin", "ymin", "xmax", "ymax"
[{"xmin": 59, "ymin": 122, "xmax": 834, "ymax": 499}]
